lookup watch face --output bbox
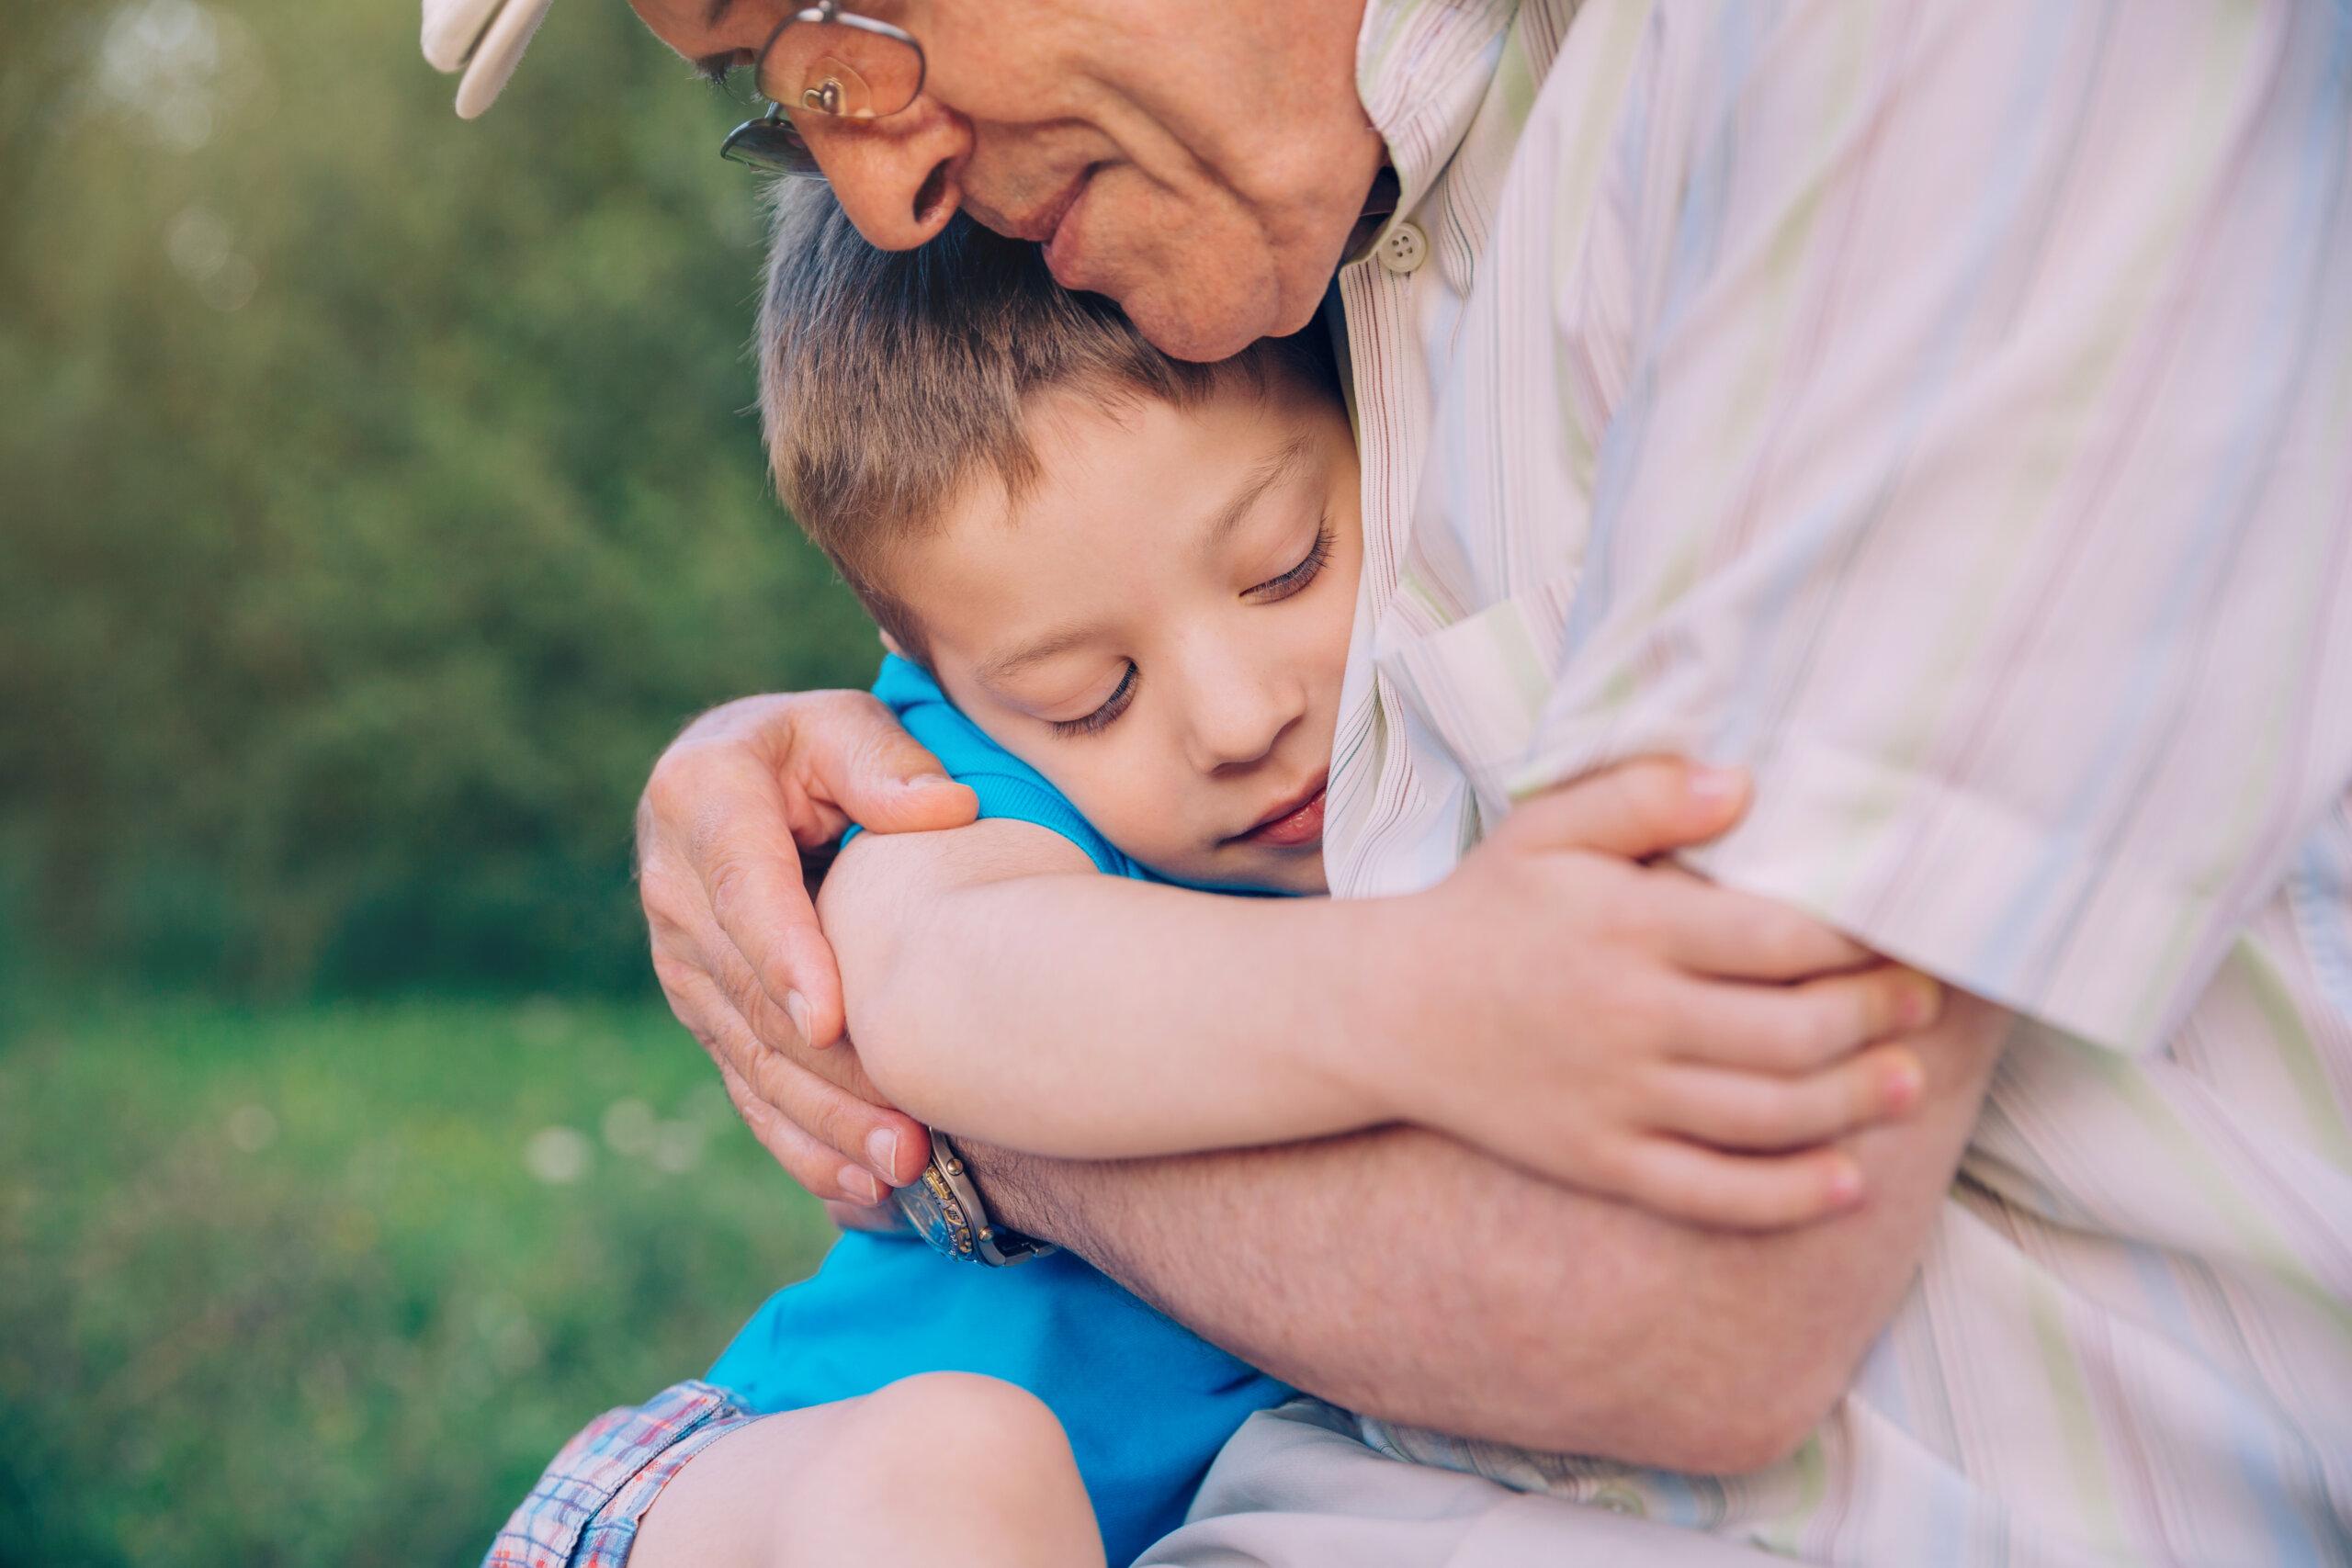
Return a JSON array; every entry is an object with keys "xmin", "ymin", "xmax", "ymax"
[{"xmin": 899, "ymin": 1166, "xmax": 975, "ymax": 1259}]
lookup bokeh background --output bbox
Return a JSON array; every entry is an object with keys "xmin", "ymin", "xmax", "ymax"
[{"xmin": 0, "ymin": 3, "xmax": 873, "ymax": 1562}]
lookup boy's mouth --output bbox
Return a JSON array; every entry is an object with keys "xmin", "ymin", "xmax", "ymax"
[{"xmin": 1229, "ymin": 773, "xmax": 1329, "ymax": 850}]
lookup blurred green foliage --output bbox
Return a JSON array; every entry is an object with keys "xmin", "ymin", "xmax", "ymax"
[
  {"xmin": 0, "ymin": 0, "xmax": 878, "ymax": 997},
  {"xmin": 0, "ymin": 995, "xmax": 836, "ymax": 1568},
  {"xmin": 0, "ymin": 9, "xmax": 861, "ymax": 1559}
]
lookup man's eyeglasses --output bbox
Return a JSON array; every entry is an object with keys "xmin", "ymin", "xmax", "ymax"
[{"xmin": 718, "ymin": 2, "xmax": 926, "ymax": 179}]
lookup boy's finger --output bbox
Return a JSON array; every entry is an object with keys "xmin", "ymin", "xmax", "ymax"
[
  {"xmin": 1643, "ymin": 867, "xmax": 1876, "ymax": 979},
  {"xmin": 1614, "ymin": 1138, "xmax": 1865, "ymax": 1232},
  {"xmin": 1674, "ymin": 964, "xmax": 1944, "ymax": 1072},
  {"xmin": 1501, "ymin": 757, "xmax": 1749, "ymax": 861},
  {"xmin": 1653, "ymin": 1044, "xmax": 1926, "ymax": 1152}
]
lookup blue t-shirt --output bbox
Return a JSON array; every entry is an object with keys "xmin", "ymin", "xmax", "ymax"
[{"xmin": 707, "ymin": 656, "xmax": 1293, "ymax": 1565}]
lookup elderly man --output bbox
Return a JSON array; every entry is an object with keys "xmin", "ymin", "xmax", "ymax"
[{"xmin": 433, "ymin": 0, "xmax": 2352, "ymax": 1562}]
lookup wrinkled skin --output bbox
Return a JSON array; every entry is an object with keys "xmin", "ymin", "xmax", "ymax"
[{"xmin": 628, "ymin": 0, "xmax": 1385, "ymax": 361}]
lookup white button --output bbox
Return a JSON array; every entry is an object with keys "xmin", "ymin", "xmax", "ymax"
[{"xmin": 1375, "ymin": 220, "xmax": 1429, "ymax": 275}]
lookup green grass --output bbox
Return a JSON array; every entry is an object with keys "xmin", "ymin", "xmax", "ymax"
[{"xmin": 0, "ymin": 995, "xmax": 839, "ymax": 1568}]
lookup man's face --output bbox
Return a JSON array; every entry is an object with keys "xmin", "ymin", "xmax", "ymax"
[{"xmin": 630, "ymin": 0, "xmax": 1385, "ymax": 361}]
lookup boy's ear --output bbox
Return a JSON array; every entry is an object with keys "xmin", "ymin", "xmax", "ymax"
[{"xmin": 877, "ymin": 629, "xmax": 908, "ymax": 659}]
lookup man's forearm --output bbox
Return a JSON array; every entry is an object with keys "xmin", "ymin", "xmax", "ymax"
[{"xmin": 972, "ymin": 997, "xmax": 2007, "ymax": 1472}]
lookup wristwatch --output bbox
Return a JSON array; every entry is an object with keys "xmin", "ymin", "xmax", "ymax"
[{"xmin": 892, "ymin": 1131, "xmax": 1057, "ymax": 1266}]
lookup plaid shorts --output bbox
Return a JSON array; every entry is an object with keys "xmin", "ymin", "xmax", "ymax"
[{"xmin": 481, "ymin": 1379, "xmax": 763, "ymax": 1568}]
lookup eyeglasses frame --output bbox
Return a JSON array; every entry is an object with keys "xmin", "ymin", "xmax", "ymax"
[{"xmin": 718, "ymin": 2, "xmax": 928, "ymax": 180}]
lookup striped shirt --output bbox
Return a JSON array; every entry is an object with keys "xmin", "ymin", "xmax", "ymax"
[{"xmin": 1321, "ymin": 1, "xmax": 2352, "ymax": 1562}]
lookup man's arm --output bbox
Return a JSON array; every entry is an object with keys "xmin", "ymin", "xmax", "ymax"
[
  {"xmin": 970, "ymin": 993, "xmax": 2003, "ymax": 1473},
  {"xmin": 639, "ymin": 695, "xmax": 1992, "ymax": 1466}
]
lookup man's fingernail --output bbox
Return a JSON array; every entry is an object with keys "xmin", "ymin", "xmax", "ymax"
[
  {"xmin": 904, "ymin": 773, "xmax": 954, "ymax": 791},
  {"xmin": 839, "ymin": 1166, "xmax": 883, "ymax": 1205},
  {"xmin": 785, "ymin": 990, "xmax": 813, "ymax": 1044},
  {"xmin": 1901, "ymin": 979, "xmax": 1940, "ymax": 1030},
  {"xmin": 1688, "ymin": 764, "xmax": 1743, "ymax": 801},
  {"xmin": 866, "ymin": 1128, "xmax": 900, "ymax": 1184},
  {"xmin": 1885, "ymin": 1059, "xmax": 1925, "ymax": 1111}
]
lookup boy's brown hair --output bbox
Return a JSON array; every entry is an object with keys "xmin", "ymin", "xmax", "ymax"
[{"xmin": 756, "ymin": 186, "xmax": 1338, "ymax": 661}]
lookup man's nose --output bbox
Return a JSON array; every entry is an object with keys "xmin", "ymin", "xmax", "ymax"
[{"xmin": 808, "ymin": 98, "xmax": 970, "ymax": 251}]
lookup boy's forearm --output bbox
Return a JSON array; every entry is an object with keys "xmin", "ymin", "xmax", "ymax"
[
  {"xmin": 969, "ymin": 997, "xmax": 2005, "ymax": 1470},
  {"xmin": 821, "ymin": 821, "xmax": 1415, "ymax": 1159}
]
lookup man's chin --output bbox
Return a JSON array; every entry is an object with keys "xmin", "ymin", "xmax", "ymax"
[{"xmin": 1114, "ymin": 277, "xmax": 1300, "ymax": 365}]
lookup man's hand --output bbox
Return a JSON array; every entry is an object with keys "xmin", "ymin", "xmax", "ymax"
[
  {"xmin": 1357, "ymin": 761, "xmax": 1941, "ymax": 1229},
  {"xmin": 638, "ymin": 689, "xmax": 976, "ymax": 1201}
]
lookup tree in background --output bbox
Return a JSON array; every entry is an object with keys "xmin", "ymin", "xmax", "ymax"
[{"xmin": 0, "ymin": 0, "xmax": 876, "ymax": 998}]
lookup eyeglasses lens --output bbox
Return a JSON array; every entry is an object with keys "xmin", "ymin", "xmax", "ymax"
[
  {"xmin": 719, "ymin": 117, "xmax": 820, "ymax": 176},
  {"xmin": 757, "ymin": 20, "xmax": 922, "ymax": 119}
]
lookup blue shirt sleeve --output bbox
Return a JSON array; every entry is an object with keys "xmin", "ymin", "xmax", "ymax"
[{"xmin": 848, "ymin": 655, "xmax": 1148, "ymax": 880}]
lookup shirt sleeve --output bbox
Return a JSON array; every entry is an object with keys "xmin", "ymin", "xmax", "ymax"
[
  {"xmin": 1419, "ymin": 1, "xmax": 2352, "ymax": 1052},
  {"xmin": 854, "ymin": 656, "xmax": 1141, "ymax": 879}
]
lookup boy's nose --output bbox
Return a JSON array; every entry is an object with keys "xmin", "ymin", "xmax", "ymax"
[
  {"xmin": 807, "ymin": 100, "xmax": 970, "ymax": 252},
  {"xmin": 1183, "ymin": 660, "xmax": 1305, "ymax": 776}
]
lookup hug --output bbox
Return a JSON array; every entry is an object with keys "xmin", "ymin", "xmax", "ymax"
[{"xmin": 430, "ymin": 0, "xmax": 2352, "ymax": 1562}]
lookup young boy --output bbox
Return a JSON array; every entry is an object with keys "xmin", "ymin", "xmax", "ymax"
[{"xmin": 485, "ymin": 192, "xmax": 1936, "ymax": 1568}]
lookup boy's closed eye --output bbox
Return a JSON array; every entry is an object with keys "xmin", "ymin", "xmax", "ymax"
[
  {"xmin": 1053, "ymin": 663, "xmax": 1139, "ymax": 738},
  {"xmin": 1044, "ymin": 513, "xmax": 1340, "ymax": 740}
]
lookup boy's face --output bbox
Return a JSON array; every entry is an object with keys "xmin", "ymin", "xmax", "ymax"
[{"xmin": 901, "ymin": 376, "xmax": 1362, "ymax": 895}]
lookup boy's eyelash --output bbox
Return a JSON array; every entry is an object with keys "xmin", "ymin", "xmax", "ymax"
[
  {"xmin": 1052, "ymin": 661, "xmax": 1137, "ymax": 738},
  {"xmin": 1046, "ymin": 518, "xmax": 1329, "ymax": 742},
  {"xmin": 1248, "ymin": 515, "xmax": 1336, "ymax": 602}
]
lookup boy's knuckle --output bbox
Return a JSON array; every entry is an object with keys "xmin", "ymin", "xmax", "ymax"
[
  {"xmin": 1752, "ymin": 1008, "xmax": 1816, "ymax": 1068},
  {"xmin": 1589, "ymin": 1137, "xmax": 1647, "ymax": 1195},
  {"xmin": 1727, "ymin": 1089, "xmax": 1788, "ymax": 1145},
  {"xmin": 1607, "ymin": 887, "xmax": 1669, "ymax": 952},
  {"xmin": 1750, "ymin": 911, "xmax": 1815, "ymax": 975}
]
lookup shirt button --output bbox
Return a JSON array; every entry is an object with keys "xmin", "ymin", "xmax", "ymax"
[{"xmin": 1375, "ymin": 220, "xmax": 1429, "ymax": 275}]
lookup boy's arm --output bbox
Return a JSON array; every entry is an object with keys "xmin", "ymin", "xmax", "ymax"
[
  {"xmin": 820, "ymin": 785, "xmax": 1934, "ymax": 1222},
  {"xmin": 965, "ymin": 990, "xmax": 2005, "ymax": 1472},
  {"xmin": 817, "ymin": 818, "xmax": 1391, "ymax": 1157}
]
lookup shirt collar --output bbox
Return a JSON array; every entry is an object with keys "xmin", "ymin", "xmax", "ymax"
[{"xmin": 1349, "ymin": 0, "xmax": 1524, "ymax": 249}]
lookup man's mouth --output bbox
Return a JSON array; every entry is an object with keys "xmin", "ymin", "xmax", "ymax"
[
  {"xmin": 1003, "ymin": 167, "xmax": 1099, "ymax": 287},
  {"xmin": 1228, "ymin": 773, "xmax": 1329, "ymax": 850}
]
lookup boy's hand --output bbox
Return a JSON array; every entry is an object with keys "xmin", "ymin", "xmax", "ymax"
[
  {"xmin": 1371, "ymin": 761, "xmax": 1939, "ymax": 1230},
  {"xmin": 638, "ymin": 689, "xmax": 977, "ymax": 1202}
]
